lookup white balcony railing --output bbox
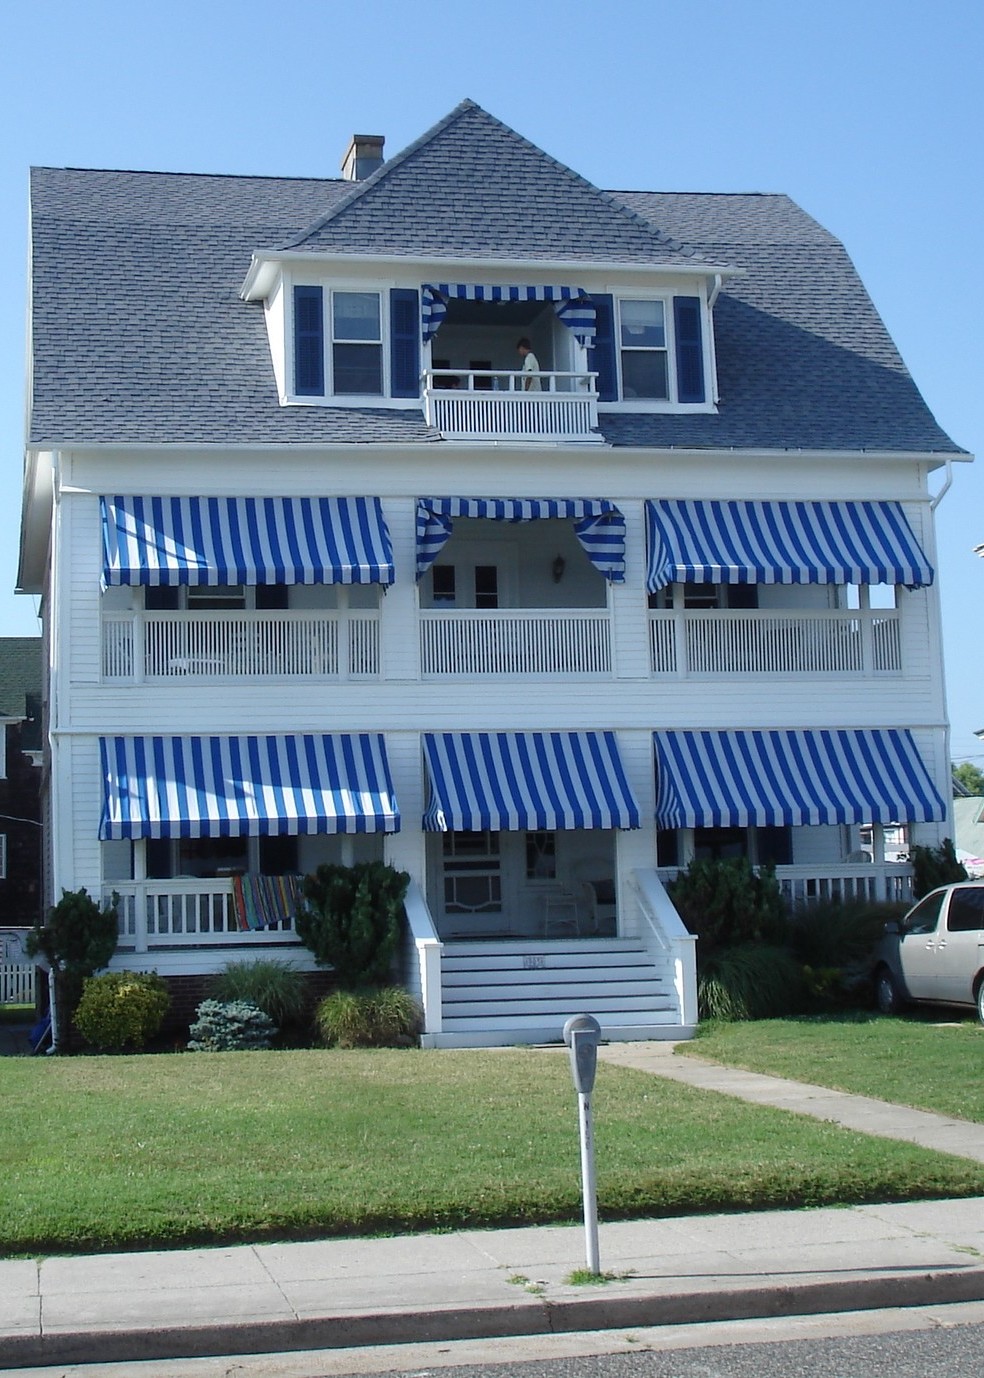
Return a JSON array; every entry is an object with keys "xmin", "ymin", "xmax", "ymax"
[
  {"xmin": 649, "ymin": 609, "xmax": 901, "ymax": 677},
  {"xmin": 110, "ymin": 880, "xmax": 301, "ymax": 952},
  {"xmin": 423, "ymin": 369, "xmax": 600, "ymax": 440},
  {"xmin": 420, "ymin": 609, "xmax": 612, "ymax": 678},
  {"xmin": 102, "ymin": 610, "xmax": 380, "ymax": 682}
]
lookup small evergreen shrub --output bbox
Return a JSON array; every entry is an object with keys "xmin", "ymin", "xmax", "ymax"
[
  {"xmin": 698, "ymin": 943, "xmax": 806, "ymax": 1021},
  {"xmin": 210, "ymin": 959, "xmax": 306, "ymax": 1029},
  {"xmin": 315, "ymin": 986, "xmax": 423, "ymax": 1048},
  {"xmin": 668, "ymin": 858, "xmax": 788, "ymax": 954},
  {"xmin": 26, "ymin": 888, "xmax": 121, "ymax": 1048},
  {"xmin": 73, "ymin": 971, "xmax": 170, "ymax": 1051},
  {"xmin": 909, "ymin": 837, "xmax": 967, "ymax": 899},
  {"xmin": 187, "ymin": 999, "xmax": 276, "ymax": 1052},
  {"xmin": 296, "ymin": 862, "xmax": 410, "ymax": 988}
]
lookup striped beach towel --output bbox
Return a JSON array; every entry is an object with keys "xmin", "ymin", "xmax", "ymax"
[{"xmin": 232, "ymin": 873, "xmax": 304, "ymax": 931}]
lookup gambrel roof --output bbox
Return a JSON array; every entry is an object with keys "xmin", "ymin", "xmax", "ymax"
[{"xmin": 26, "ymin": 101, "xmax": 963, "ymax": 455}]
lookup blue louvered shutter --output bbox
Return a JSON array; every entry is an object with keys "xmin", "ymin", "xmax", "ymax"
[
  {"xmin": 293, "ymin": 285, "xmax": 325, "ymax": 396},
  {"xmin": 587, "ymin": 293, "xmax": 617, "ymax": 401},
  {"xmin": 673, "ymin": 296, "xmax": 705, "ymax": 403},
  {"xmin": 390, "ymin": 288, "xmax": 420, "ymax": 398}
]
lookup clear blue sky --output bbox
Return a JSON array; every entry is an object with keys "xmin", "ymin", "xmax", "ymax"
[{"xmin": 2, "ymin": 0, "xmax": 981, "ymax": 759}]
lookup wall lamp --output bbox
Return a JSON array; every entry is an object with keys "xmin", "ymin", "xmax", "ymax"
[{"xmin": 552, "ymin": 555, "xmax": 566, "ymax": 584}]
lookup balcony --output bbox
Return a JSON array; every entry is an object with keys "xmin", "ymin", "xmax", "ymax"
[
  {"xmin": 102, "ymin": 610, "xmax": 380, "ymax": 682},
  {"xmin": 649, "ymin": 608, "xmax": 902, "ymax": 677},
  {"xmin": 422, "ymin": 369, "xmax": 600, "ymax": 441},
  {"xmin": 112, "ymin": 879, "xmax": 299, "ymax": 951}
]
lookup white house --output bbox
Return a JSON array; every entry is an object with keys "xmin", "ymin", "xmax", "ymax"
[{"xmin": 16, "ymin": 101, "xmax": 966, "ymax": 1045}]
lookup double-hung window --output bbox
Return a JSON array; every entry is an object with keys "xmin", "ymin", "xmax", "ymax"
[
  {"xmin": 332, "ymin": 291, "xmax": 382, "ymax": 395},
  {"xmin": 618, "ymin": 299, "xmax": 669, "ymax": 400}
]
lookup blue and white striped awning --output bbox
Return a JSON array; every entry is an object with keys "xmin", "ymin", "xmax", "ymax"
[
  {"xmin": 422, "ymin": 284, "xmax": 596, "ymax": 347},
  {"xmin": 654, "ymin": 728, "xmax": 946, "ymax": 829},
  {"xmin": 99, "ymin": 733, "xmax": 400, "ymax": 839},
  {"xmin": 416, "ymin": 498, "xmax": 625, "ymax": 582},
  {"xmin": 422, "ymin": 731, "xmax": 641, "ymax": 832},
  {"xmin": 645, "ymin": 500, "xmax": 933, "ymax": 592},
  {"xmin": 101, "ymin": 496, "xmax": 395, "ymax": 587}
]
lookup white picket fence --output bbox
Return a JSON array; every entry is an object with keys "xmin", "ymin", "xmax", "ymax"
[{"xmin": 1, "ymin": 961, "xmax": 35, "ymax": 1005}]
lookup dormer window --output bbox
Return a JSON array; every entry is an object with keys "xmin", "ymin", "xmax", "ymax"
[
  {"xmin": 332, "ymin": 292, "xmax": 382, "ymax": 394},
  {"xmin": 618, "ymin": 299, "xmax": 669, "ymax": 400},
  {"xmin": 292, "ymin": 285, "xmax": 386, "ymax": 398}
]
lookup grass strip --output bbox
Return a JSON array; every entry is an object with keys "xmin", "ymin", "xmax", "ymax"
[
  {"xmin": 681, "ymin": 1014, "xmax": 984, "ymax": 1123},
  {"xmin": 3, "ymin": 1046, "xmax": 984, "ymax": 1255}
]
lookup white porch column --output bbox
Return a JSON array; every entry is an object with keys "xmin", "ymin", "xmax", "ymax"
[
  {"xmin": 609, "ymin": 500, "xmax": 650, "ymax": 681},
  {"xmin": 383, "ymin": 730, "xmax": 427, "ymax": 889},
  {"xmin": 614, "ymin": 728, "xmax": 657, "ymax": 939},
  {"xmin": 379, "ymin": 498, "xmax": 420, "ymax": 683}
]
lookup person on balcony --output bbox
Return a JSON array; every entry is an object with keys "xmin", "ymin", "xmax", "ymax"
[{"xmin": 516, "ymin": 337, "xmax": 541, "ymax": 391}]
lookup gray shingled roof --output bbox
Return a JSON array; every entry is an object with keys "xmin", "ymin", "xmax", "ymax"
[
  {"xmin": 0, "ymin": 638, "xmax": 42, "ymax": 749},
  {"xmin": 282, "ymin": 100, "xmax": 697, "ymax": 264},
  {"xmin": 26, "ymin": 103, "xmax": 963, "ymax": 454}
]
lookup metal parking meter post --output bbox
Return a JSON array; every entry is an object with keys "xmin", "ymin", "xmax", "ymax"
[{"xmin": 563, "ymin": 1013, "xmax": 602, "ymax": 1275}]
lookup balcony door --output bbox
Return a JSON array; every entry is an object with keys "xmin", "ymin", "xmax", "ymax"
[{"xmin": 420, "ymin": 540, "xmax": 517, "ymax": 610}]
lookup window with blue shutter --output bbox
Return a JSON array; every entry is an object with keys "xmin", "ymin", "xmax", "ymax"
[
  {"xmin": 587, "ymin": 293, "xmax": 617, "ymax": 402},
  {"xmin": 293, "ymin": 285, "xmax": 325, "ymax": 396},
  {"xmin": 673, "ymin": 296, "xmax": 705, "ymax": 403},
  {"xmin": 390, "ymin": 288, "xmax": 420, "ymax": 398}
]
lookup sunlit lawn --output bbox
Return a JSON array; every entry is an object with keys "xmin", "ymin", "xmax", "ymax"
[
  {"xmin": 3, "ymin": 1045, "xmax": 984, "ymax": 1255},
  {"xmin": 682, "ymin": 1014, "xmax": 984, "ymax": 1122}
]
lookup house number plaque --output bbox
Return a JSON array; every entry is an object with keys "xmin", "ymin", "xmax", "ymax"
[{"xmin": 523, "ymin": 954, "xmax": 546, "ymax": 970}]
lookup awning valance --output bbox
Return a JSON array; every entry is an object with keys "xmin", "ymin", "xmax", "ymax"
[
  {"xmin": 654, "ymin": 728, "xmax": 946, "ymax": 829},
  {"xmin": 416, "ymin": 498, "xmax": 625, "ymax": 582},
  {"xmin": 645, "ymin": 499, "xmax": 933, "ymax": 592},
  {"xmin": 100, "ymin": 496, "xmax": 395, "ymax": 587},
  {"xmin": 422, "ymin": 284, "xmax": 596, "ymax": 347},
  {"xmin": 422, "ymin": 731, "xmax": 641, "ymax": 832},
  {"xmin": 99, "ymin": 733, "xmax": 400, "ymax": 839}
]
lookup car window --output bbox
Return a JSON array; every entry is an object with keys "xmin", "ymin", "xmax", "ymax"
[
  {"xmin": 901, "ymin": 892, "xmax": 945, "ymax": 935},
  {"xmin": 946, "ymin": 888, "xmax": 984, "ymax": 933}
]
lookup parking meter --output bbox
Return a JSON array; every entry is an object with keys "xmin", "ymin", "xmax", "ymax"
[
  {"xmin": 563, "ymin": 1013, "xmax": 602, "ymax": 1273},
  {"xmin": 563, "ymin": 1013, "xmax": 601, "ymax": 1094}
]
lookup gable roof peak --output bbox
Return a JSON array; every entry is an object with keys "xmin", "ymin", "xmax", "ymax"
[{"xmin": 277, "ymin": 99, "xmax": 700, "ymax": 265}]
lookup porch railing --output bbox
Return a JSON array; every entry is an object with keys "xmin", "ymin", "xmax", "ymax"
[
  {"xmin": 420, "ymin": 609, "xmax": 612, "ymax": 677},
  {"xmin": 657, "ymin": 862, "xmax": 913, "ymax": 907},
  {"xmin": 649, "ymin": 609, "xmax": 901, "ymax": 677},
  {"xmin": 109, "ymin": 880, "xmax": 301, "ymax": 952},
  {"xmin": 102, "ymin": 610, "xmax": 380, "ymax": 682},
  {"xmin": 423, "ymin": 369, "xmax": 599, "ymax": 440},
  {"xmin": 402, "ymin": 878, "xmax": 443, "ymax": 1036},
  {"xmin": 631, "ymin": 868, "xmax": 698, "ymax": 1031}
]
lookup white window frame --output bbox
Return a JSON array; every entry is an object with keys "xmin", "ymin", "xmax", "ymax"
[
  {"xmin": 616, "ymin": 296, "xmax": 674, "ymax": 403},
  {"xmin": 0, "ymin": 833, "xmax": 6, "ymax": 879},
  {"xmin": 287, "ymin": 281, "xmax": 394, "ymax": 404}
]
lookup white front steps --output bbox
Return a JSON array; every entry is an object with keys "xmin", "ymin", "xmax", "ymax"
[{"xmin": 423, "ymin": 937, "xmax": 688, "ymax": 1049}]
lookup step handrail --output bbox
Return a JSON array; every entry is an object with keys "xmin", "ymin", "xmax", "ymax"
[
  {"xmin": 631, "ymin": 868, "xmax": 698, "ymax": 1030},
  {"xmin": 403, "ymin": 879, "xmax": 443, "ymax": 1035}
]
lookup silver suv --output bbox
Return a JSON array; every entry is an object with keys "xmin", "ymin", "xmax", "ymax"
[{"xmin": 874, "ymin": 881, "xmax": 984, "ymax": 1022}]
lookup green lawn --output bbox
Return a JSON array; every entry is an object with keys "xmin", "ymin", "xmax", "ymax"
[
  {"xmin": 681, "ymin": 1015, "xmax": 984, "ymax": 1122},
  {"xmin": 3, "ymin": 1046, "xmax": 984, "ymax": 1255}
]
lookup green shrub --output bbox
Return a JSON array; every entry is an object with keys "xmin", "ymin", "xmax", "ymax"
[
  {"xmin": 296, "ymin": 862, "xmax": 410, "ymax": 988},
  {"xmin": 788, "ymin": 898, "xmax": 908, "ymax": 969},
  {"xmin": 210, "ymin": 960, "xmax": 306, "ymax": 1029},
  {"xmin": 909, "ymin": 838, "xmax": 967, "ymax": 899},
  {"xmin": 698, "ymin": 943, "xmax": 806, "ymax": 1021},
  {"xmin": 26, "ymin": 888, "xmax": 121, "ymax": 1049},
  {"xmin": 668, "ymin": 858, "xmax": 788, "ymax": 954},
  {"xmin": 187, "ymin": 1000, "xmax": 276, "ymax": 1052},
  {"xmin": 73, "ymin": 971, "xmax": 170, "ymax": 1051},
  {"xmin": 315, "ymin": 986, "xmax": 423, "ymax": 1048}
]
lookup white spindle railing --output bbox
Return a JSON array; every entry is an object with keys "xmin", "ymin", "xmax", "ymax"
[
  {"xmin": 402, "ymin": 879, "xmax": 443, "ymax": 1036},
  {"xmin": 630, "ymin": 869, "xmax": 698, "ymax": 1031},
  {"xmin": 656, "ymin": 862, "xmax": 913, "ymax": 907},
  {"xmin": 423, "ymin": 369, "xmax": 599, "ymax": 439},
  {"xmin": 649, "ymin": 609, "xmax": 901, "ymax": 677},
  {"xmin": 110, "ymin": 881, "xmax": 301, "ymax": 951},
  {"xmin": 0, "ymin": 962, "xmax": 35, "ymax": 1005},
  {"xmin": 420, "ymin": 610, "xmax": 612, "ymax": 677},
  {"xmin": 102, "ymin": 611, "xmax": 379, "ymax": 682}
]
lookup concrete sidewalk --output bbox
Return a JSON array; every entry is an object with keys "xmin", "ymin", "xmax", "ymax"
[
  {"xmin": 3, "ymin": 1043, "xmax": 984, "ymax": 1370},
  {"xmin": 2, "ymin": 1198, "xmax": 984, "ymax": 1371}
]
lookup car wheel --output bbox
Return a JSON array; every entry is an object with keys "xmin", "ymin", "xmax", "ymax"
[
  {"xmin": 875, "ymin": 967, "xmax": 904, "ymax": 1016},
  {"xmin": 976, "ymin": 979, "xmax": 984, "ymax": 1027}
]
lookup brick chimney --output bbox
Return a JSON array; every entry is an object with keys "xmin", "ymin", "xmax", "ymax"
[{"xmin": 341, "ymin": 135, "xmax": 385, "ymax": 181}]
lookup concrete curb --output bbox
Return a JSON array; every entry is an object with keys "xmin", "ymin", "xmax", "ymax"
[{"xmin": 6, "ymin": 1263, "xmax": 984, "ymax": 1370}]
